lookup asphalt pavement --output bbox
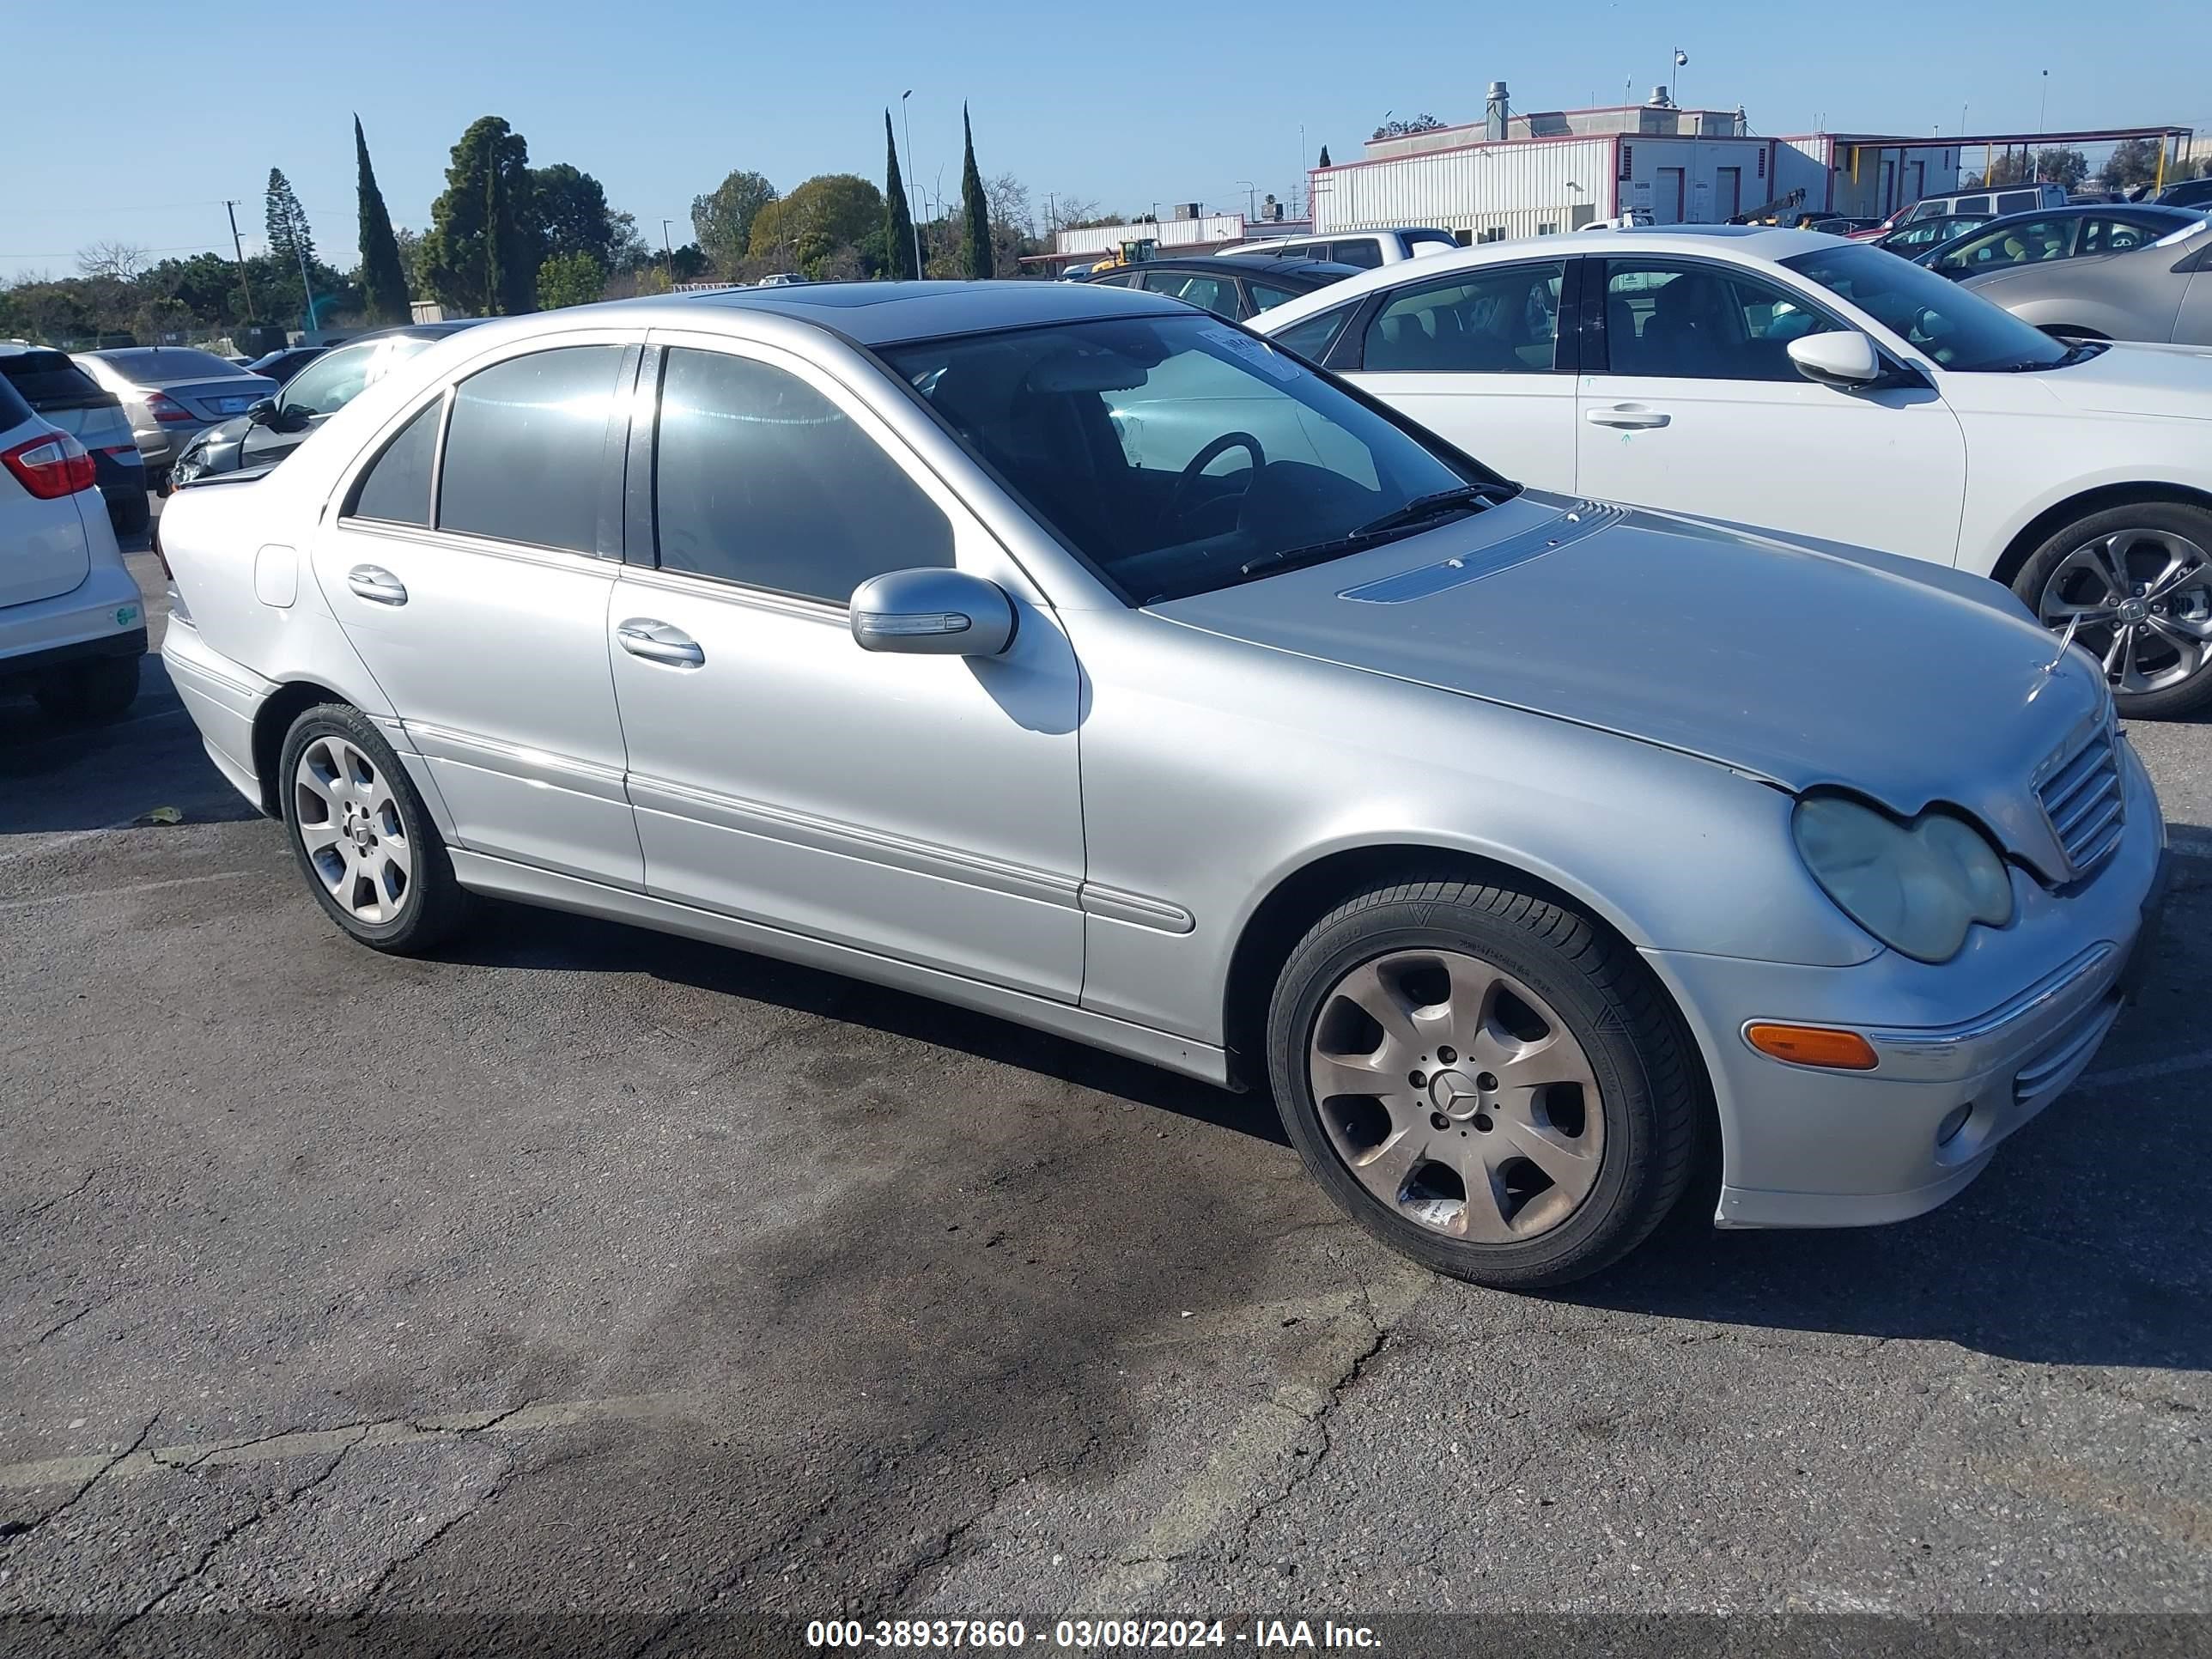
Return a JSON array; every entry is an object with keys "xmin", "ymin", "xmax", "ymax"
[{"xmin": 3, "ymin": 507, "xmax": 2208, "ymax": 1655}]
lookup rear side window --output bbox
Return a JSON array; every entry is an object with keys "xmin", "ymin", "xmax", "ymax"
[
  {"xmin": 1361, "ymin": 263, "xmax": 1564, "ymax": 373},
  {"xmin": 1996, "ymin": 191, "xmax": 2039, "ymax": 215},
  {"xmin": 349, "ymin": 401, "xmax": 442, "ymax": 526},
  {"xmin": 437, "ymin": 346, "xmax": 624, "ymax": 553},
  {"xmin": 653, "ymin": 347, "xmax": 951, "ymax": 605},
  {"xmin": 0, "ymin": 351, "xmax": 105, "ymax": 404},
  {"xmin": 1246, "ymin": 279, "xmax": 1305, "ymax": 313},
  {"xmin": 1330, "ymin": 240, "xmax": 1384, "ymax": 269}
]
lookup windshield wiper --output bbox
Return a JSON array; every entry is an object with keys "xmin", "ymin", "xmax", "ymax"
[
  {"xmin": 1347, "ymin": 483, "xmax": 1511, "ymax": 539},
  {"xmin": 1234, "ymin": 484, "xmax": 1511, "ymax": 579}
]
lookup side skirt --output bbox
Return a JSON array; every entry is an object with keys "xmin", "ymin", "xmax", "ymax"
[{"xmin": 446, "ymin": 850, "xmax": 1232, "ymax": 1087}]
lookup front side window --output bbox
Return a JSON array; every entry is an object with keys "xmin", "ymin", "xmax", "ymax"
[
  {"xmin": 1782, "ymin": 242, "xmax": 2070, "ymax": 372},
  {"xmin": 1600, "ymin": 261, "xmax": 1837, "ymax": 380},
  {"xmin": 653, "ymin": 347, "xmax": 951, "ymax": 605},
  {"xmin": 277, "ymin": 343, "xmax": 375, "ymax": 417},
  {"xmin": 349, "ymin": 400, "xmax": 442, "ymax": 526},
  {"xmin": 438, "ymin": 345, "xmax": 625, "ymax": 554},
  {"xmin": 1935, "ymin": 217, "xmax": 2079, "ymax": 275},
  {"xmin": 880, "ymin": 313, "xmax": 1504, "ymax": 605},
  {"xmin": 1362, "ymin": 263, "xmax": 1564, "ymax": 374}
]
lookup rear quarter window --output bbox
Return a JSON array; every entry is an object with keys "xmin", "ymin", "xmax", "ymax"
[{"xmin": 0, "ymin": 352, "xmax": 106, "ymax": 404}]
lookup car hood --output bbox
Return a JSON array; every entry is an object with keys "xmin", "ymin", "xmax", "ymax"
[
  {"xmin": 1152, "ymin": 494, "xmax": 2106, "ymax": 873},
  {"xmin": 2014, "ymin": 340, "xmax": 2212, "ymax": 419}
]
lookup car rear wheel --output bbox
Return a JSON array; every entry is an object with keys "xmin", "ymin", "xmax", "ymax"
[
  {"xmin": 33, "ymin": 655, "xmax": 139, "ymax": 722},
  {"xmin": 2014, "ymin": 501, "xmax": 2212, "ymax": 720},
  {"xmin": 278, "ymin": 704, "xmax": 468, "ymax": 954},
  {"xmin": 1266, "ymin": 877, "xmax": 1700, "ymax": 1289}
]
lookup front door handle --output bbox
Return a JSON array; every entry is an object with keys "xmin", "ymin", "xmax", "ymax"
[
  {"xmin": 617, "ymin": 618, "xmax": 705, "ymax": 668},
  {"xmin": 1585, "ymin": 404, "xmax": 1671, "ymax": 429},
  {"xmin": 346, "ymin": 564, "xmax": 408, "ymax": 605}
]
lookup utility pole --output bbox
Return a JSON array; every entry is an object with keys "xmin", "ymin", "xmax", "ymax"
[
  {"xmin": 902, "ymin": 90, "xmax": 925, "ymax": 279},
  {"xmin": 223, "ymin": 200, "xmax": 258, "ymax": 323},
  {"xmin": 1236, "ymin": 179, "xmax": 1256, "ymax": 219},
  {"xmin": 293, "ymin": 238, "xmax": 319, "ymax": 337},
  {"xmin": 661, "ymin": 218, "xmax": 677, "ymax": 288}
]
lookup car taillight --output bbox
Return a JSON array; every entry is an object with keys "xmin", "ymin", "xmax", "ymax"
[
  {"xmin": 144, "ymin": 391, "xmax": 195, "ymax": 423},
  {"xmin": 0, "ymin": 430, "xmax": 98, "ymax": 499}
]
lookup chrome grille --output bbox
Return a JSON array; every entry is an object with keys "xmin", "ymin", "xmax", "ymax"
[{"xmin": 2038, "ymin": 725, "xmax": 2124, "ymax": 879}]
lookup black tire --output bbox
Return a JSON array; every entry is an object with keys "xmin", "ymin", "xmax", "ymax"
[
  {"xmin": 2008, "ymin": 500, "xmax": 2212, "ymax": 720},
  {"xmin": 107, "ymin": 489, "xmax": 150, "ymax": 538},
  {"xmin": 33, "ymin": 654, "xmax": 140, "ymax": 722},
  {"xmin": 1266, "ymin": 878, "xmax": 1701, "ymax": 1290},
  {"xmin": 277, "ymin": 702, "xmax": 469, "ymax": 954}
]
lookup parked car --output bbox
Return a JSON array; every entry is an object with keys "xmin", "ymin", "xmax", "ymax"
[
  {"xmin": 157, "ymin": 282, "xmax": 2163, "ymax": 1288},
  {"xmin": 1872, "ymin": 211, "xmax": 1992, "ymax": 258},
  {"xmin": 243, "ymin": 345, "xmax": 331, "ymax": 387},
  {"xmin": 1080, "ymin": 258, "xmax": 1363, "ymax": 321},
  {"xmin": 1250, "ymin": 225, "xmax": 2212, "ymax": 716},
  {"xmin": 1900, "ymin": 183, "xmax": 2071, "ymax": 224},
  {"xmin": 756, "ymin": 273, "xmax": 807, "ymax": 287},
  {"xmin": 0, "ymin": 371, "xmax": 144, "ymax": 720},
  {"xmin": 1918, "ymin": 204, "xmax": 2206, "ymax": 280},
  {"xmin": 1938, "ymin": 212, "xmax": 2212, "ymax": 347},
  {"xmin": 1806, "ymin": 216, "xmax": 1881, "ymax": 235},
  {"xmin": 2155, "ymin": 177, "xmax": 2212, "ymax": 211},
  {"xmin": 170, "ymin": 324, "xmax": 483, "ymax": 488},
  {"xmin": 1217, "ymin": 228, "xmax": 1459, "ymax": 270},
  {"xmin": 75, "ymin": 347, "xmax": 276, "ymax": 487},
  {"xmin": 0, "ymin": 344, "xmax": 148, "ymax": 535}
]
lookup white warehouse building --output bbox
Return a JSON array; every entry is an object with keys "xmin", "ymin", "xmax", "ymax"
[{"xmin": 1312, "ymin": 84, "xmax": 1960, "ymax": 240}]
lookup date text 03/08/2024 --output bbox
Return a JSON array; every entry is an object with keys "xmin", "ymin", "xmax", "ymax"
[{"xmin": 805, "ymin": 1618, "xmax": 1383, "ymax": 1649}]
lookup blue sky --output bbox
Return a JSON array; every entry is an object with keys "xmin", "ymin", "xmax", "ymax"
[{"xmin": 7, "ymin": 0, "xmax": 2204, "ymax": 282}]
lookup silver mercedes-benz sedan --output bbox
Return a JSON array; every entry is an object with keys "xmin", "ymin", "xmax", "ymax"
[{"xmin": 156, "ymin": 281, "xmax": 2167, "ymax": 1288}]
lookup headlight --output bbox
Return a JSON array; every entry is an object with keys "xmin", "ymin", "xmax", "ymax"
[{"xmin": 1792, "ymin": 796, "xmax": 2014, "ymax": 963}]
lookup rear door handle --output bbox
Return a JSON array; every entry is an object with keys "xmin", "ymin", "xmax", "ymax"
[
  {"xmin": 1585, "ymin": 405, "xmax": 1671, "ymax": 429},
  {"xmin": 617, "ymin": 618, "xmax": 705, "ymax": 668},
  {"xmin": 346, "ymin": 564, "xmax": 408, "ymax": 605}
]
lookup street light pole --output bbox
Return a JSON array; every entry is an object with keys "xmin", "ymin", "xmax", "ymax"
[
  {"xmin": 1236, "ymin": 179, "xmax": 1255, "ymax": 220},
  {"xmin": 901, "ymin": 91, "xmax": 925, "ymax": 279}
]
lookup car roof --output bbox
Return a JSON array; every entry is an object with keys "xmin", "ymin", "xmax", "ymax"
[
  {"xmin": 1084, "ymin": 258, "xmax": 1361, "ymax": 282},
  {"xmin": 511, "ymin": 279, "xmax": 1187, "ymax": 348},
  {"xmin": 1951, "ymin": 204, "xmax": 2205, "ymax": 232}
]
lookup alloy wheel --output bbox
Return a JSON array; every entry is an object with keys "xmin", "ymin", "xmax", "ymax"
[
  {"xmin": 1307, "ymin": 949, "xmax": 1605, "ymax": 1243},
  {"xmin": 293, "ymin": 735, "xmax": 412, "ymax": 924},
  {"xmin": 2037, "ymin": 528, "xmax": 2212, "ymax": 697}
]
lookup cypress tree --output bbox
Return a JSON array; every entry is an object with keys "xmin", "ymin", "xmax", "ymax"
[
  {"xmin": 958, "ymin": 104, "xmax": 992, "ymax": 280},
  {"xmin": 355, "ymin": 117, "xmax": 412, "ymax": 324},
  {"xmin": 884, "ymin": 110, "xmax": 918, "ymax": 281}
]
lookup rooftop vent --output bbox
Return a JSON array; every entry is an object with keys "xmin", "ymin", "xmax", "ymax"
[{"xmin": 1486, "ymin": 80, "xmax": 1510, "ymax": 142}]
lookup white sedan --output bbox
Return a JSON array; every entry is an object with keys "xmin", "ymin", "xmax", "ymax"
[{"xmin": 1251, "ymin": 226, "xmax": 2212, "ymax": 717}]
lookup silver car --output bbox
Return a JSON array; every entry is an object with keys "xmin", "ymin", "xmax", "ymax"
[
  {"xmin": 156, "ymin": 283, "xmax": 2167, "ymax": 1288},
  {"xmin": 76, "ymin": 346, "xmax": 276, "ymax": 483},
  {"xmin": 1943, "ymin": 209, "xmax": 2212, "ymax": 344}
]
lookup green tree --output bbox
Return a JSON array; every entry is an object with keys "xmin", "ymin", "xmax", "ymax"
[
  {"xmin": 264, "ymin": 168, "xmax": 315, "ymax": 272},
  {"xmin": 746, "ymin": 173, "xmax": 884, "ymax": 276},
  {"xmin": 420, "ymin": 116, "xmax": 536, "ymax": 315},
  {"xmin": 1317, "ymin": 144, "xmax": 1332, "ymax": 167},
  {"xmin": 693, "ymin": 169, "xmax": 778, "ymax": 276},
  {"xmin": 355, "ymin": 117, "xmax": 413, "ymax": 324},
  {"xmin": 2033, "ymin": 147, "xmax": 2089, "ymax": 190},
  {"xmin": 2101, "ymin": 137, "xmax": 2165, "ymax": 191},
  {"xmin": 958, "ymin": 104, "xmax": 992, "ymax": 279},
  {"xmin": 537, "ymin": 251, "xmax": 605, "ymax": 309},
  {"xmin": 530, "ymin": 162, "xmax": 617, "ymax": 270},
  {"xmin": 884, "ymin": 111, "xmax": 918, "ymax": 281}
]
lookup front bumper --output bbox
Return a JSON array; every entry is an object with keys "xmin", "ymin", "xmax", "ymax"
[{"xmin": 1644, "ymin": 733, "xmax": 2167, "ymax": 1230}]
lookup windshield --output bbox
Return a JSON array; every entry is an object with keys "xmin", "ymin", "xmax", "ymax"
[
  {"xmin": 878, "ymin": 314, "xmax": 1503, "ymax": 605},
  {"xmin": 1779, "ymin": 243, "xmax": 2070, "ymax": 373}
]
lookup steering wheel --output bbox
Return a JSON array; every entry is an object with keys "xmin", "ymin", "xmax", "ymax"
[{"xmin": 1161, "ymin": 431, "xmax": 1265, "ymax": 535}]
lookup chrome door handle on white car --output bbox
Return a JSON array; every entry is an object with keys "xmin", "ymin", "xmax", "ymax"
[
  {"xmin": 1585, "ymin": 406, "xmax": 1671, "ymax": 429},
  {"xmin": 345, "ymin": 565, "xmax": 408, "ymax": 605},
  {"xmin": 616, "ymin": 619, "xmax": 705, "ymax": 667}
]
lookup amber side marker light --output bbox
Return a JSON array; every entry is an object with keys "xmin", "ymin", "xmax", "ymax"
[{"xmin": 1744, "ymin": 1024, "xmax": 1880, "ymax": 1071}]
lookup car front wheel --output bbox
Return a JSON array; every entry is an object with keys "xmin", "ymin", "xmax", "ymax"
[
  {"xmin": 1266, "ymin": 877, "xmax": 1701, "ymax": 1290},
  {"xmin": 2014, "ymin": 501, "xmax": 2212, "ymax": 720},
  {"xmin": 278, "ymin": 704, "xmax": 468, "ymax": 953}
]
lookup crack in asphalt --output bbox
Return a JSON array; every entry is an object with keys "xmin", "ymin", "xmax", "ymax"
[
  {"xmin": 348, "ymin": 1446, "xmax": 524, "ymax": 1619},
  {"xmin": 3, "ymin": 1170, "xmax": 94, "ymax": 1235},
  {"xmin": 33, "ymin": 1299, "xmax": 96, "ymax": 1345},
  {"xmin": 0, "ymin": 1413, "xmax": 160, "ymax": 1547}
]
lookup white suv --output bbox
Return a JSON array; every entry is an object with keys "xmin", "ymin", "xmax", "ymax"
[
  {"xmin": 0, "ymin": 374, "xmax": 144, "ymax": 720},
  {"xmin": 1217, "ymin": 228, "xmax": 1459, "ymax": 269}
]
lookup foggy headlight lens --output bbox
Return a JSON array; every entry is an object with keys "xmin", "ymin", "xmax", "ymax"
[{"xmin": 1792, "ymin": 797, "xmax": 2014, "ymax": 963}]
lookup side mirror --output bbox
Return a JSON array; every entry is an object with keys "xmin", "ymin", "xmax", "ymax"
[
  {"xmin": 850, "ymin": 568, "xmax": 1017, "ymax": 658},
  {"xmin": 246, "ymin": 397, "xmax": 279, "ymax": 428},
  {"xmin": 1788, "ymin": 331, "xmax": 1883, "ymax": 388}
]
